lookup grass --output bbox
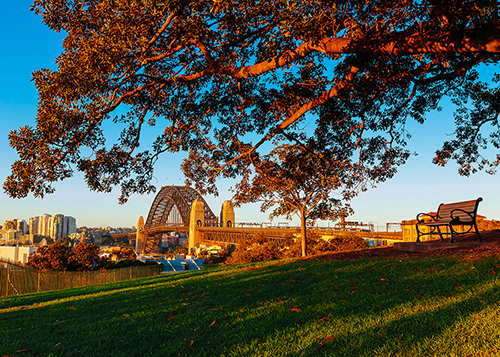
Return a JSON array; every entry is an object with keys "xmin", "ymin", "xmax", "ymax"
[{"xmin": 1, "ymin": 253, "xmax": 500, "ymax": 356}]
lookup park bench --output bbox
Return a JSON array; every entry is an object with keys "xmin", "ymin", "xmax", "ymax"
[{"xmin": 415, "ymin": 198, "xmax": 483, "ymax": 243}]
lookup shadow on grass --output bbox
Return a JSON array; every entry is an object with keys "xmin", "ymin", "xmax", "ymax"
[{"xmin": 0, "ymin": 255, "xmax": 499, "ymax": 356}]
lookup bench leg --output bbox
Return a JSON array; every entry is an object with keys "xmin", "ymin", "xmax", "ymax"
[
  {"xmin": 436, "ymin": 226, "xmax": 445, "ymax": 242},
  {"xmin": 473, "ymin": 222, "xmax": 482, "ymax": 243}
]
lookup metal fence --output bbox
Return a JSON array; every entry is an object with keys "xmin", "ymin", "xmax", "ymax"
[{"xmin": 0, "ymin": 259, "xmax": 162, "ymax": 297}]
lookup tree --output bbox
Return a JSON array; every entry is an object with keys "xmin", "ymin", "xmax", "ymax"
[
  {"xmin": 72, "ymin": 242, "xmax": 108, "ymax": 270},
  {"xmin": 232, "ymin": 144, "xmax": 353, "ymax": 256},
  {"xmin": 27, "ymin": 242, "xmax": 107, "ymax": 271},
  {"xmin": 5, "ymin": 1, "xmax": 500, "ymax": 202},
  {"xmin": 27, "ymin": 243, "xmax": 75, "ymax": 271}
]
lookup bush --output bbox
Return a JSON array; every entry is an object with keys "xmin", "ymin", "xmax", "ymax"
[
  {"xmin": 478, "ymin": 219, "xmax": 500, "ymax": 231},
  {"xmin": 201, "ymin": 247, "xmax": 233, "ymax": 266},
  {"xmin": 224, "ymin": 235, "xmax": 285, "ymax": 265},
  {"xmin": 223, "ymin": 231, "xmax": 368, "ymax": 265},
  {"xmin": 325, "ymin": 232, "xmax": 369, "ymax": 252}
]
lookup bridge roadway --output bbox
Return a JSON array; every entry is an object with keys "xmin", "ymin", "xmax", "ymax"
[
  {"xmin": 142, "ymin": 224, "xmax": 299, "ymax": 245},
  {"xmin": 142, "ymin": 224, "xmax": 402, "ymax": 247},
  {"xmin": 143, "ymin": 225, "xmax": 189, "ymax": 236}
]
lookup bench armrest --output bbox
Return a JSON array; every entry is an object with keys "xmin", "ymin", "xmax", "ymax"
[
  {"xmin": 449, "ymin": 208, "xmax": 474, "ymax": 223},
  {"xmin": 416, "ymin": 212, "xmax": 437, "ymax": 223}
]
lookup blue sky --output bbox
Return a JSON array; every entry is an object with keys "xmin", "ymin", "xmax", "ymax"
[{"xmin": 0, "ymin": 2, "xmax": 498, "ymax": 229}]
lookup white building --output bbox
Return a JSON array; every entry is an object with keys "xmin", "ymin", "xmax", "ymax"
[{"xmin": 0, "ymin": 246, "xmax": 38, "ymax": 264}]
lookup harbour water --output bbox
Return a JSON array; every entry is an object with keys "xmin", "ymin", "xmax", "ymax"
[{"xmin": 148, "ymin": 255, "xmax": 205, "ymax": 273}]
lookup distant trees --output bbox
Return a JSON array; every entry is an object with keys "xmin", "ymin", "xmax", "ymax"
[
  {"xmin": 113, "ymin": 248, "xmax": 137, "ymax": 261},
  {"xmin": 27, "ymin": 243, "xmax": 108, "ymax": 271}
]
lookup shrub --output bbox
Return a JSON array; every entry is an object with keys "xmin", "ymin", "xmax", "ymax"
[
  {"xmin": 326, "ymin": 232, "xmax": 369, "ymax": 252},
  {"xmin": 223, "ymin": 235, "xmax": 285, "ymax": 265},
  {"xmin": 201, "ymin": 247, "xmax": 233, "ymax": 266},
  {"xmin": 478, "ymin": 219, "xmax": 500, "ymax": 231},
  {"xmin": 223, "ymin": 231, "xmax": 368, "ymax": 265}
]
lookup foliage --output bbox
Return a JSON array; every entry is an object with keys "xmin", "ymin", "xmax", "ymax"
[
  {"xmin": 224, "ymin": 235, "xmax": 285, "ymax": 265},
  {"xmin": 113, "ymin": 248, "xmax": 137, "ymax": 261},
  {"xmin": 96, "ymin": 235, "xmax": 113, "ymax": 246},
  {"xmin": 283, "ymin": 231, "xmax": 368, "ymax": 258},
  {"xmin": 223, "ymin": 231, "xmax": 367, "ymax": 265},
  {"xmin": 6, "ymin": 1, "xmax": 500, "ymax": 202},
  {"xmin": 110, "ymin": 259, "xmax": 156, "ymax": 269},
  {"xmin": 112, "ymin": 242, "xmax": 135, "ymax": 250},
  {"xmin": 326, "ymin": 232, "xmax": 370, "ymax": 252},
  {"xmin": 166, "ymin": 245, "xmax": 188, "ymax": 258},
  {"xmin": 27, "ymin": 243, "xmax": 109, "ymax": 271},
  {"xmin": 56, "ymin": 236, "xmax": 72, "ymax": 246},
  {"xmin": 232, "ymin": 144, "xmax": 353, "ymax": 256},
  {"xmin": 27, "ymin": 244, "xmax": 75, "ymax": 271},
  {"xmin": 3, "ymin": 254, "xmax": 500, "ymax": 356},
  {"xmin": 197, "ymin": 246, "xmax": 232, "ymax": 266},
  {"xmin": 72, "ymin": 242, "xmax": 107, "ymax": 271},
  {"xmin": 478, "ymin": 219, "xmax": 500, "ymax": 231}
]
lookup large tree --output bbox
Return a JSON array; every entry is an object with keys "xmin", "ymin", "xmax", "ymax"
[
  {"xmin": 5, "ymin": 0, "xmax": 500, "ymax": 202},
  {"xmin": 232, "ymin": 144, "xmax": 354, "ymax": 256}
]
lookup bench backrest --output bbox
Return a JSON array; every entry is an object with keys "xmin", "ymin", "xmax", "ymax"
[{"xmin": 437, "ymin": 198, "xmax": 482, "ymax": 222}]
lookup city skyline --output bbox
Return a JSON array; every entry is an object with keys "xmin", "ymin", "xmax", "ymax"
[{"xmin": 1, "ymin": 2, "xmax": 499, "ymax": 230}]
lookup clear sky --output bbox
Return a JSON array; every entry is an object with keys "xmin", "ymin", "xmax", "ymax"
[{"xmin": 0, "ymin": 2, "xmax": 498, "ymax": 230}]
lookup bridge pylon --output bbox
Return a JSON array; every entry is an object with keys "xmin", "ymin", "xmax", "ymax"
[
  {"xmin": 189, "ymin": 199, "xmax": 205, "ymax": 253},
  {"xmin": 220, "ymin": 200, "xmax": 235, "ymax": 227},
  {"xmin": 136, "ymin": 216, "xmax": 146, "ymax": 254}
]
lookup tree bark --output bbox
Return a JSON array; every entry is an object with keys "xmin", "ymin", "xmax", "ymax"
[{"xmin": 300, "ymin": 209, "xmax": 307, "ymax": 257}]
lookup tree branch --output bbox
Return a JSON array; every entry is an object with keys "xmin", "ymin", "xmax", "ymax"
[{"xmin": 218, "ymin": 65, "xmax": 361, "ymax": 171}]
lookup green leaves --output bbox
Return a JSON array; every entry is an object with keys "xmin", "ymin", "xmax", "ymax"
[{"xmin": 7, "ymin": 0, "xmax": 500, "ymax": 202}]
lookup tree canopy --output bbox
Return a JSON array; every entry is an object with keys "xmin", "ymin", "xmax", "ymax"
[
  {"xmin": 27, "ymin": 242, "xmax": 107, "ymax": 271},
  {"xmin": 232, "ymin": 144, "xmax": 353, "ymax": 256},
  {"xmin": 5, "ymin": 0, "xmax": 500, "ymax": 202}
]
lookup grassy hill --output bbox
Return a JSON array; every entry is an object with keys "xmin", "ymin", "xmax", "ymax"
[{"xmin": 1, "ymin": 251, "xmax": 500, "ymax": 356}]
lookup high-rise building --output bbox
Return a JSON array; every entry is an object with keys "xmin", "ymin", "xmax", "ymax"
[
  {"xmin": 4, "ymin": 230, "xmax": 21, "ymax": 244},
  {"xmin": 16, "ymin": 219, "xmax": 27, "ymax": 235},
  {"xmin": 29, "ymin": 216, "xmax": 39, "ymax": 235},
  {"xmin": 2, "ymin": 219, "xmax": 17, "ymax": 231},
  {"xmin": 48, "ymin": 214, "xmax": 65, "ymax": 241},
  {"xmin": 38, "ymin": 214, "xmax": 51, "ymax": 236},
  {"xmin": 65, "ymin": 216, "xmax": 77, "ymax": 236},
  {"xmin": 46, "ymin": 214, "xmax": 77, "ymax": 240}
]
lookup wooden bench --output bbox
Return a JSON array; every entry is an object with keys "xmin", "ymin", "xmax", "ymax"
[{"xmin": 415, "ymin": 198, "xmax": 483, "ymax": 243}]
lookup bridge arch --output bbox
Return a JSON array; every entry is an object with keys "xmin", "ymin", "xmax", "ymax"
[{"xmin": 144, "ymin": 185, "xmax": 218, "ymax": 229}]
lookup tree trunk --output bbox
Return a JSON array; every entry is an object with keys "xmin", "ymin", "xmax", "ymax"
[{"xmin": 300, "ymin": 211, "xmax": 307, "ymax": 257}]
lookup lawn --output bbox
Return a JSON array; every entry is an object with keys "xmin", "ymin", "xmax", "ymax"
[{"xmin": 1, "ymin": 252, "xmax": 500, "ymax": 356}]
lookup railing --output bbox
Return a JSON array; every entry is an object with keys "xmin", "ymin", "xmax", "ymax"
[{"xmin": 0, "ymin": 259, "xmax": 162, "ymax": 297}]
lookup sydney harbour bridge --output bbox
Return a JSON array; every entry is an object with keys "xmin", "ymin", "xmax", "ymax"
[{"xmin": 135, "ymin": 185, "xmax": 296, "ymax": 255}]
